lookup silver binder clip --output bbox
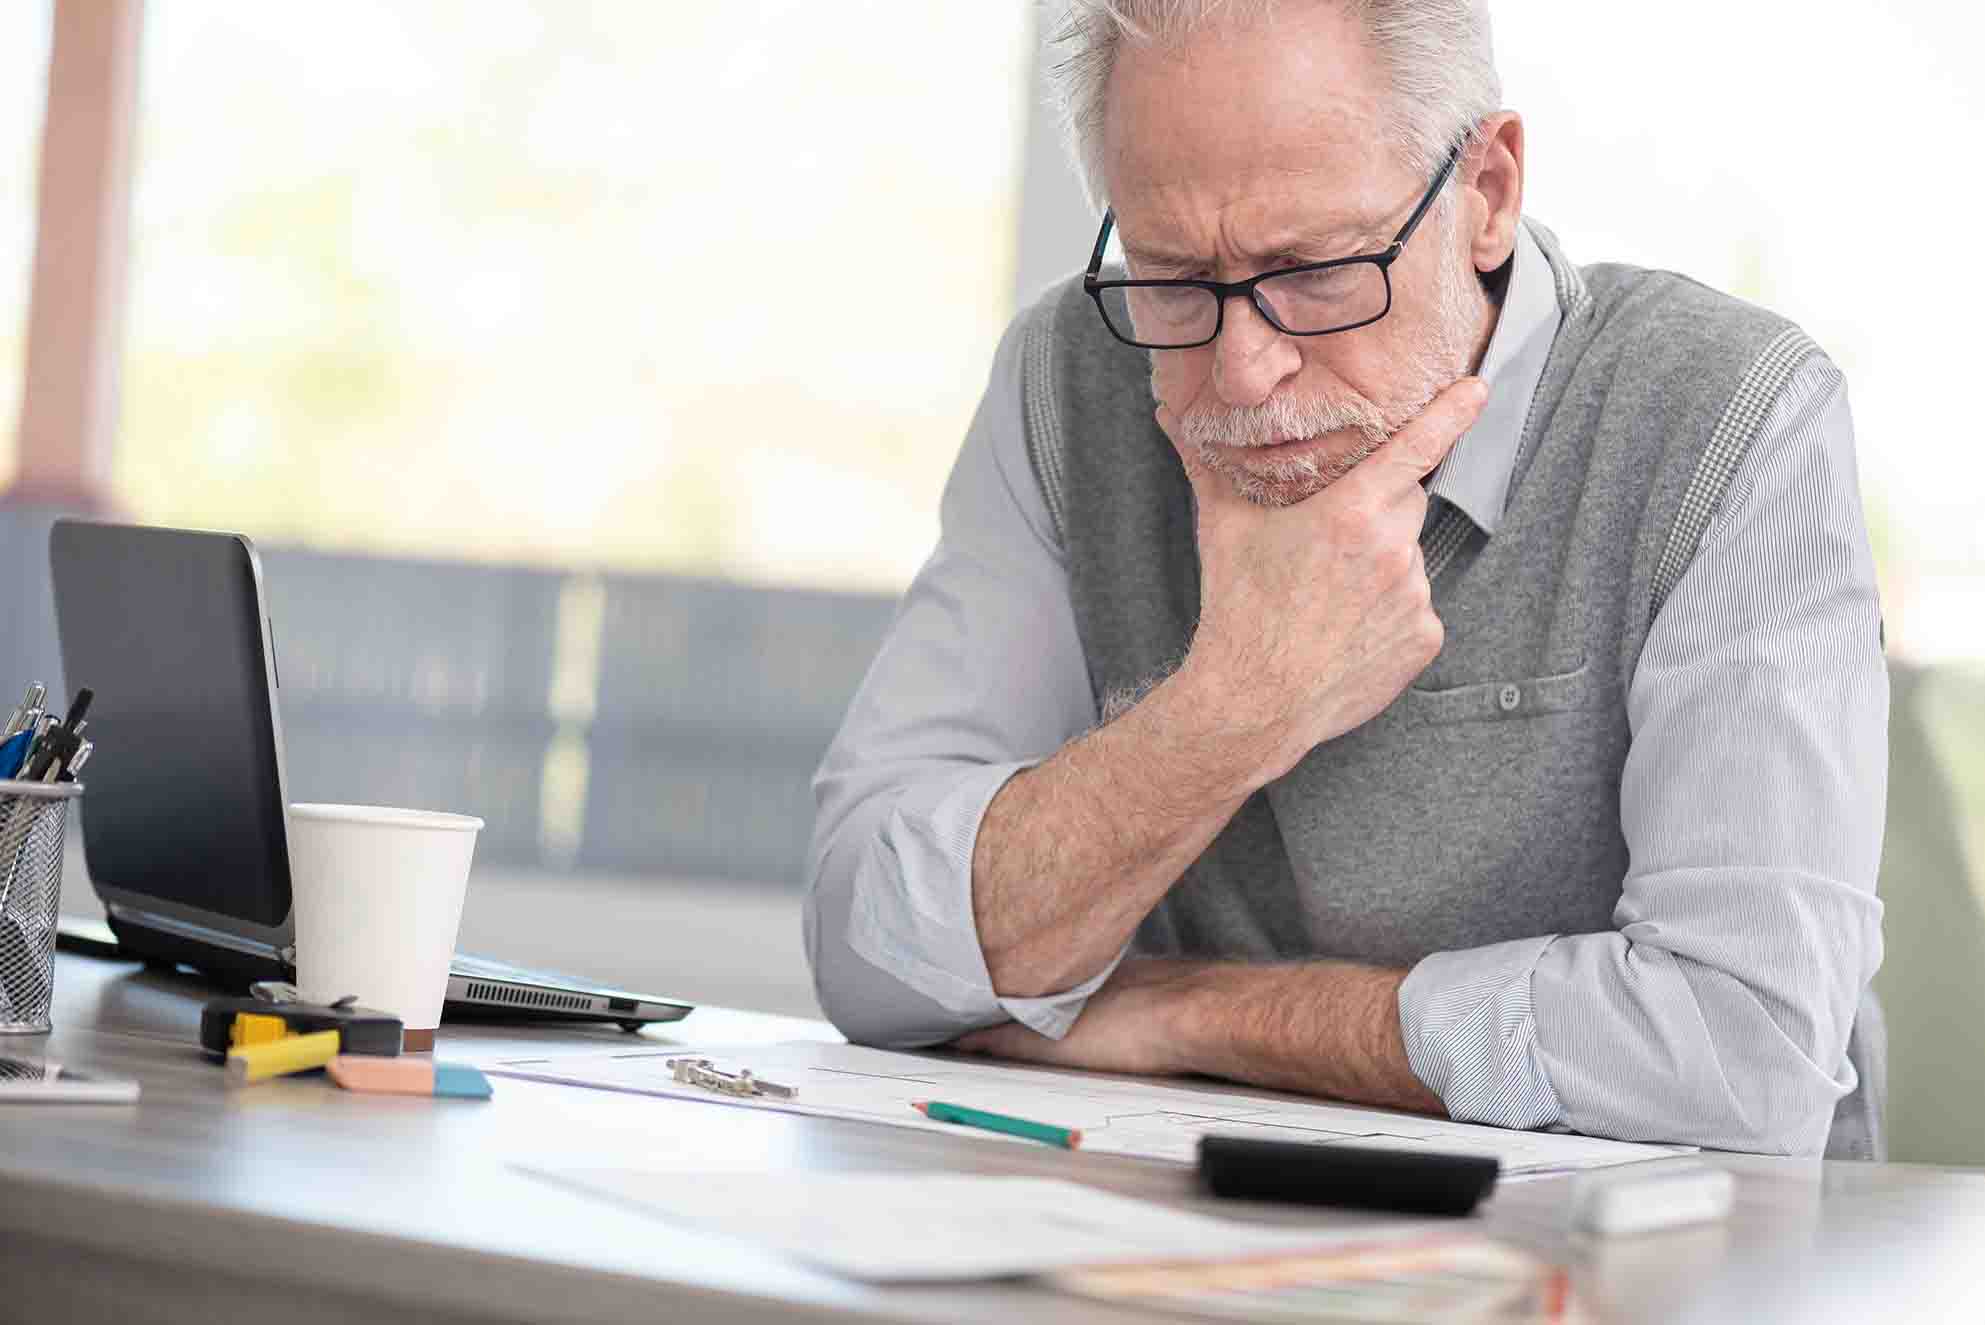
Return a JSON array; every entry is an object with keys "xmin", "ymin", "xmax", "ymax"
[{"xmin": 665, "ymin": 1056, "xmax": 798, "ymax": 1100}]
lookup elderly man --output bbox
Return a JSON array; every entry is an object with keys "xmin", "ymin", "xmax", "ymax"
[{"xmin": 805, "ymin": 0, "xmax": 1887, "ymax": 1158}]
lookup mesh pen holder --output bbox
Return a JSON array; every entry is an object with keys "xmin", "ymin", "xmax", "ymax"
[{"xmin": 0, "ymin": 780, "xmax": 81, "ymax": 1034}]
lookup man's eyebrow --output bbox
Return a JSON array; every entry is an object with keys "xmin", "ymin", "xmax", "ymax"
[
  {"xmin": 1120, "ymin": 216, "xmax": 1394, "ymax": 270},
  {"xmin": 1118, "ymin": 239, "xmax": 1200, "ymax": 268},
  {"xmin": 1276, "ymin": 217, "xmax": 1394, "ymax": 257}
]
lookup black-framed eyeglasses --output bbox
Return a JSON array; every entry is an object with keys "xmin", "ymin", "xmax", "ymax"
[{"xmin": 1082, "ymin": 142, "xmax": 1463, "ymax": 350}]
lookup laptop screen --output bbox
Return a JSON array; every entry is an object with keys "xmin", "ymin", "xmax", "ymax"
[{"xmin": 50, "ymin": 521, "xmax": 293, "ymax": 928}]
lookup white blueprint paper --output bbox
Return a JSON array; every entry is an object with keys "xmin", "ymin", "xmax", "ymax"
[{"xmin": 484, "ymin": 1040, "xmax": 1692, "ymax": 1176}]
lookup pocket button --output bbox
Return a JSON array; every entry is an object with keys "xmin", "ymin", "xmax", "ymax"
[{"xmin": 1498, "ymin": 683, "xmax": 1522, "ymax": 712}]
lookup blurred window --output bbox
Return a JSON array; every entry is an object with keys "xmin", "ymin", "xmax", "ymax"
[
  {"xmin": 120, "ymin": 2, "xmax": 1033, "ymax": 591},
  {"xmin": 1496, "ymin": 4, "xmax": 1985, "ymax": 663},
  {"xmin": 109, "ymin": 3, "xmax": 1985, "ymax": 655},
  {"xmin": 0, "ymin": 3, "xmax": 53, "ymax": 483}
]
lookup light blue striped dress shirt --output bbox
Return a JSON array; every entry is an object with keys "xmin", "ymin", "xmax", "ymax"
[{"xmin": 804, "ymin": 226, "xmax": 1886, "ymax": 1153}]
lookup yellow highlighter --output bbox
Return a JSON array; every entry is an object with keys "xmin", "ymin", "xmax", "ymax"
[
  {"xmin": 228, "ymin": 1012, "xmax": 291, "ymax": 1048},
  {"xmin": 225, "ymin": 1029, "xmax": 341, "ymax": 1086}
]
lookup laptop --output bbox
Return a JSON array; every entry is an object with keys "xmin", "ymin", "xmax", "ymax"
[{"xmin": 47, "ymin": 519, "xmax": 693, "ymax": 1032}]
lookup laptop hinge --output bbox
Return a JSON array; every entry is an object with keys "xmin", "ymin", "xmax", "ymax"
[{"xmin": 106, "ymin": 900, "xmax": 287, "ymax": 964}]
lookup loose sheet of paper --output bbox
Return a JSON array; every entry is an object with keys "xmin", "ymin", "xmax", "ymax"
[
  {"xmin": 517, "ymin": 1168, "xmax": 1422, "ymax": 1282},
  {"xmin": 485, "ymin": 1040, "xmax": 1691, "ymax": 1175}
]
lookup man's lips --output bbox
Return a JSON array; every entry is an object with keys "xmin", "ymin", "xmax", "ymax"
[{"xmin": 1215, "ymin": 432, "xmax": 1340, "ymax": 462}]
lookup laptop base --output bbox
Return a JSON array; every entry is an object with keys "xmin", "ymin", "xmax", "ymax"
[{"xmin": 59, "ymin": 913, "xmax": 677, "ymax": 1029}]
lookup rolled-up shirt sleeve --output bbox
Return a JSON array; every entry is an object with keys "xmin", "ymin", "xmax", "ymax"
[
  {"xmin": 803, "ymin": 311, "xmax": 1108, "ymax": 1048},
  {"xmin": 1398, "ymin": 354, "xmax": 1888, "ymax": 1154}
]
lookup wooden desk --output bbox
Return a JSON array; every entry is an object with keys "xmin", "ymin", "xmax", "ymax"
[{"xmin": 2, "ymin": 953, "xmax": 1980, "ymax": 1324}]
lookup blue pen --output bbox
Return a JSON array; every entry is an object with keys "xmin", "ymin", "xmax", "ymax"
[{"xmin": 0, "ymin": 728, "xmax": 31, "ymax": 780}]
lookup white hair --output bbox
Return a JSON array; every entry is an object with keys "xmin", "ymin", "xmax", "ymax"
[{"xmin": 1045, "ymin": 0, "xmax": 1502, "ymax": 207}]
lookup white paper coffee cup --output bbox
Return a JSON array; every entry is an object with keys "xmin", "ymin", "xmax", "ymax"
[{"xmin": 287, "ymin": 803, "xmax": 484, "ymax": 1047}]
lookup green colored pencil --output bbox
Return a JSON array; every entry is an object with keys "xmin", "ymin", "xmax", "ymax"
[{"xmin": 912, "ymin": 1099, "xmax": 1083, "ymax": 1149}]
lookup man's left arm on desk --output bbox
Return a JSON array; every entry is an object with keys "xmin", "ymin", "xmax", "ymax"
[{"xmin": 964, "ymin": 356, "xmax": 1888, "ymax": 1157}]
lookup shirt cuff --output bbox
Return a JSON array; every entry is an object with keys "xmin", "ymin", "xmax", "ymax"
[
  {"xmin": 1398, "ymin": 936, "xmax": 1565, "ymax": 1130},
  {"xmin": 995, "ymin": 946, "xmax": 1128, "ymax": 1039},
  {"xmin": 845, "ymin": 760, "xmax": 1127, "ymax": 1037}
]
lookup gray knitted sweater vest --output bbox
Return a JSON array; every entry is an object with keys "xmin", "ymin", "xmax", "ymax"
[{"xmin": 1017, "ymin": 222, "xmax": 1879, "ymax": 1158}]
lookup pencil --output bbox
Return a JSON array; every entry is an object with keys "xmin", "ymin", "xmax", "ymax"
[{"xmin": 911, "ymin": 1099, "xmax": 1082, "ymax": 1149}]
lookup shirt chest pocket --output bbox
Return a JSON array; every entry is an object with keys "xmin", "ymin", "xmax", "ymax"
[{"xmin": 1395, "ymin": 660, "xmax": 1611, "ymax": 727}]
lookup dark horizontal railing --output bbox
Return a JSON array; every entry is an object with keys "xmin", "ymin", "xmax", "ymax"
[{"xmin": 257, "ymin": 545, "xmax": 900, "ymax": 886}]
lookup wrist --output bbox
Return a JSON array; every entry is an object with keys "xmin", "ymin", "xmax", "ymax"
[
  {"xmin": 1142, "ymin": 655, "xmax": 1287, "ymax": 799},
  {"xmin": 1165, "ymin": 961, "xmax": 1444, "ymax": 1113},
  {"xmin": 1148, "ymin": 960, "xmax": 1225, "ymax": 1077}
]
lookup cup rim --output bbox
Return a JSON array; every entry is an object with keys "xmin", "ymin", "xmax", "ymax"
[{"xmin": 288, "ymin": 802, "xmax": 486, "ymax": 833}]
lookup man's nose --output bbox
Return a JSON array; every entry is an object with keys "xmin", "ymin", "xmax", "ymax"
[{"xmin": 1209, "ymin": 294, "xmax": 1302, "ymax": 409}]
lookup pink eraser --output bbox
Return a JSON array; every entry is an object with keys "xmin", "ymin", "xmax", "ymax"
[{"xmin": 328, "ymin": 1054, "xmax": 492, "ymax": 1099}]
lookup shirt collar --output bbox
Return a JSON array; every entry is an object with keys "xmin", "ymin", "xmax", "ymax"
[{"xmin": 1426, "ymin": 221, "xmax": 1563, "ymax": 536}]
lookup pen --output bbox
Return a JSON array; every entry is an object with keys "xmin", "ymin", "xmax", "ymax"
[
  {"xmin": 23, "ymin": 725, "xmax": 62, "ymax": 781},
  {"xmin": 26, "ymin": 688, "xmax": 94, "ymax": 782},
  {"xmin": 911, "ymin": 1100, "xmax": 1083, "ymax": 1149},
  {"xmin": 2, "ymin": 682, "xmax": 42, "ymax": 740},
  {"xmin": 0, "ymin": 730, "xmax": 30, "ymax": 780}
]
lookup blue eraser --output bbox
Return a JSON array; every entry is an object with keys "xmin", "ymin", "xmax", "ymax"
[{"xmin": 432, "ymin": 1064, "xmax": 493, "ymax": 1100}]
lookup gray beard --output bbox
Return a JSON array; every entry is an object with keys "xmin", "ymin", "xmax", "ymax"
[{"xmin": 1176, "ymin": 395, "xmax": 1392, "ymax": 507}]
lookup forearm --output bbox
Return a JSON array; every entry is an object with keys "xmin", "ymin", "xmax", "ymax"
[
  {"xmin": 1174, "ymin": 961, "xmax": 1446, "ymax": 1114},
  {"xmin": 975, "ymin": 380, "xmax": 1483, "ymax": 1005},
  {"xmin": 972, "ymin": 662, "xmax": 1272, "ymax": 998}
]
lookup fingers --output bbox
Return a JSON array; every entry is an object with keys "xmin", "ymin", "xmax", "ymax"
[{"xmin": 1370, "ymin": 375, "xmax": 1489, "ymax": 483}]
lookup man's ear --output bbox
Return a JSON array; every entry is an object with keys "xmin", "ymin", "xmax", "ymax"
[{"xmin": 1465, "ymin": 112, "xmax": 1524, "ymax": 275}]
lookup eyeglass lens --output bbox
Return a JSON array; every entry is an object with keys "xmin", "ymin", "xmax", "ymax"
[{"xmin": 1103, "ymin": 261, "xmax": 1391, "ymax": 348}]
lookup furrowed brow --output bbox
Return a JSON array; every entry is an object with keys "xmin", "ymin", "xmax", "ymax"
[
  {"xmin": 1119, "ymin": 238, "xmax": 1203, "ymax": 271},
  {"xmin": 1266, "ymin": 216, "xmax": 1393, "ymax": 260},
  {"xmin": 1121, "ymin": 214, "xmax": 1395, "ymax": 272}
]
